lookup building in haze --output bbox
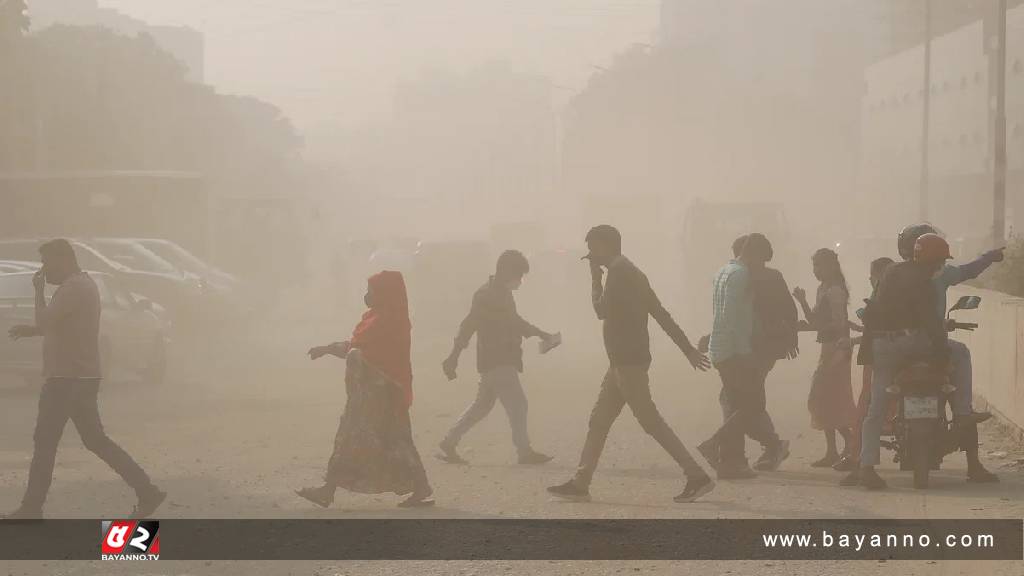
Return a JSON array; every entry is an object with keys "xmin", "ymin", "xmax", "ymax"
[{"xmin": 27, "ymin": 0, "xmax": 204, "ymax": 83}]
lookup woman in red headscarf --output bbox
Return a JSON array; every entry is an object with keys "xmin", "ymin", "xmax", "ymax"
[{"xmin": 296, "ymin": 271, "xmax": 434, "ymax": 508}]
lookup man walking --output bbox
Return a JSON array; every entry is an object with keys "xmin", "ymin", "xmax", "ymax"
[
  {"xmin": 438, "ymin": 250, "xmax": 559, "ymax": 465},
  {"xmin": 547, "ymin": 225, "xmax": 714, "ymax": 503},
  {"xmin": 698, "ymin": 233, "xmax": 790, "ymax": 479},
  {"xmin": 700, "ymin": 234, "xmax": 792, "ymax": 477},
  {"xmin": 6, "ymin": 239, "xmax": 165, "ymax": 519}
]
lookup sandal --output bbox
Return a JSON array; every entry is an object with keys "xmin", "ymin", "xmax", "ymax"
[
  {"xmin": 398, "ymin": 491, "xmax": 435, "ymax": 508},
  {"xmin": 295, "ymin": 486, "xmax": 334, "ymax": 508},
  {"xmin": 811, "ymin": 454, "xmax": 840, "ymax": 468}
]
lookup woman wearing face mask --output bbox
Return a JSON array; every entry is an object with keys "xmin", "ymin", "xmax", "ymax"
[
  {"xmin": 793, "ymin": 249, "xmax": 858, "ymax": 468},
  {"xmin": 296, "ymin": 270, "xmax": 434, "ymax": 508}
]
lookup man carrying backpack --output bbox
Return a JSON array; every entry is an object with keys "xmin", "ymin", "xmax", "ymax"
[{"xmin": 698, "ymin": 234, "xmax": 793, "ymax": 477}]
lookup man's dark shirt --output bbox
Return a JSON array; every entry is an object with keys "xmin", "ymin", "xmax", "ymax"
[
  {"xmin": 453, "ymin": 277, "xmax": 544, "ymax": 373},
  {"xmin": 751, "ymin": 267, "xmax": 798, "ymax": 361},
  {"xmin": 593, "ymin": 255, "xmax": 694, "ymax": 366},
  {"xmin": 867, "ymin": 261, "xmax": 948, "ymax": 359}
]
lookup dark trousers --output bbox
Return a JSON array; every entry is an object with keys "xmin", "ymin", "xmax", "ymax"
[
  {"xmin": 572, "ymin": 363, "xmax": 705, "ymax": 487},
  {"xmin": 710, "ymin": 355, "xmax": 780, "ymax": 467},
  {"xmin": 22, "ymin": 378, "xmax": 154, "ymax": 509}
]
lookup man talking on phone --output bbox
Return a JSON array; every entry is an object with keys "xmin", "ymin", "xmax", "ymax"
[
  {"xmin": 5, "ymin": 239, "xmax": 165, "ymax": 519},
  {"xmin": 547, "ymin": 225, "xmax": 715, "ymax": 503}
]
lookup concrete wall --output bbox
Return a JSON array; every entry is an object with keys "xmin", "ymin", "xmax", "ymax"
[{"xmin": 950, "ymin": 286, "xmax": 1024, "ymax": 431}]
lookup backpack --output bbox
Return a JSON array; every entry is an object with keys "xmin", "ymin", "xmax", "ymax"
[{"xmin": 752, "ymin": 267, "xmax": 799, "ymax": 360}]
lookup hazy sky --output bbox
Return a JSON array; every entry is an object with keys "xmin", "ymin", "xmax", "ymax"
[{"xmin": 99, "ymin": 0, "xmax": 661, "ymax": 129}]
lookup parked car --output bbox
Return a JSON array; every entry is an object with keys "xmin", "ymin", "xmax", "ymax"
[
  {"xmin": 126, "ymin": 238, "xmax": 239, "ymax": 293},
  {"xmin": 0, "ymin": 260, "xmax": 41, "ymax": 274},
  {"xmin": 0, "ymin": 271, "xmax": 168, "ymax": 386},
  {"xmin": 0, "ymin": 239, "xmax": 202, "ymax": 324}
]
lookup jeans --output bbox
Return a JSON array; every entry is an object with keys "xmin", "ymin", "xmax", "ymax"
[
  {"xmin": 443, "ymin": 366, "xmax": 532, "ymax": 456},
  {"xmin": 948, "ymin": 340, "xmax": 973, "ymax": 417},
  {"xmin": 712, "ymin": 355, "xmax": 780, "ymax": 467},
  {"xmin": 573, "ymin": 363, "xmax": 706, "ymax": 487},
  {"xmin": 22, "ymin": 378, "xmax": 155, "ymax": 509},
  {"xmin": 859, "ymin": 332, "xmax": 933, "ymax": 466}
]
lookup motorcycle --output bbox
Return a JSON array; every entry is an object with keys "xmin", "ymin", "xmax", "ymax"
[{"xmin": 882, "ymin": 295, "xmax": 981, "ymax": 489}]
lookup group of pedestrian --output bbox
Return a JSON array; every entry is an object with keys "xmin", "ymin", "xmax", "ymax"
[{"xmin": 3, "ymin": 223, "xmax": 1006, "ymax": 518}]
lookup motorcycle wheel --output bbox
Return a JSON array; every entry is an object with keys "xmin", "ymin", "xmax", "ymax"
[{"xmin": 909, "ymin": 420, "xmax": 933, "ymax": 489}]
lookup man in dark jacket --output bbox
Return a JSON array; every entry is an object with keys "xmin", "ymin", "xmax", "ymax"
[
  {"xmin": 698, "ymin": 234, "xmax": 792, "ymax": 479},
  {"xmin": 547, "ymin": 225, "xmax": 714, "ymax": 504},
  {"xmin": 439, "ymin": 250, "xmax": 559, "ymax": 465},
  {"xmin": 842, "ymin": 233, "xmax": 951, "ymax": 490}
]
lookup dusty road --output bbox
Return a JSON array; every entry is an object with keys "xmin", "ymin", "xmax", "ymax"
[{"xmin": 1, "ymin": 324, "xmax": 1022, "ymax": 575}]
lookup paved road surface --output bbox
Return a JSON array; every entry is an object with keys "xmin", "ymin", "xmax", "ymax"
[{"xmin": 0, "ymin": 330, "xmax": 1021, "ymax": 575}]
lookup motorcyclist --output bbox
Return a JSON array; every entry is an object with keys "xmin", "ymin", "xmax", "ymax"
[
  {"xmin": 895, "ymin": 224, "xmax": 1001, "ymax": 483},
  {"xmin": 841, "ymin": 233, "xmax": 952, "ymax": 489}
]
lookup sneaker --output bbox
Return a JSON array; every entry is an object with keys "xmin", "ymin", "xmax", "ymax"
[
  {"xmin": 674, "ymin": 475, "xmax": 715, "ymax": 503},
  {"xmin": 518, "ymin": 451, "xmax": 554, "ymax": 465},
  {"xmin": 547, "ymin": 480, "xmax": 591, "ymax": 502},
  {"xmin": 754, "ymin": 439, "xmax": 790, "ymax": 472},
  {"xmin": 435, "ymin": 442, "xmax": 469, "ymax": 465},
  {"xmin": 697, "ymin": 440, "xmax": 720, "ymax": 472},
  {"xmin": 839, "ymin": 469, "xmax": 861, "ymax": 487},
  {"xmin": 3, "ymin": 505, "xmax": 43, "ymax": 520},
  {"xmin": 859, "ymin": 467, "xmax": 887, "ymax": 490},
  {"xmin": 717, "ymin": 465, "xmax": 758, "ymax": 480},
  {"xmin": 131, "ymin": 488, "xmax": 167, "ymax": 519}
]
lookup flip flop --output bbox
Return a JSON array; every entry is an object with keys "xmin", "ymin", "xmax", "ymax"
[
  {"xmin": 294, "ymin": 487, "xmax": 332, "ymax": 508},
  {"xmin": 398, "ymin": 494, "xmax": 436, "ymax": 508}
]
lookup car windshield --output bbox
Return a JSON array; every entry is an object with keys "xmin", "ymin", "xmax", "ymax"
[
  {"xmin": 139, "ymin": 240, "xmax": 213, "ymax": 277},
  {"xmin": 93, "ymin": 241, "xmax": 179, "ymax": 275}
]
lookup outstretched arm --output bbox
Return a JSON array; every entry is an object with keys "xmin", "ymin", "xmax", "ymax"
[
  {"xmin": 947, "ymin": 248, "xmax": 1005, "ymax": 285},
  {"xmin": 309, "ymin": 341, "xmax": 351, "ymax": 360}
]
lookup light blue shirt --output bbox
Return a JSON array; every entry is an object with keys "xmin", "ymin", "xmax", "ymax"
[{"xmin": 709, "ymin": 260, "xmax": 753, "ymax": 365}]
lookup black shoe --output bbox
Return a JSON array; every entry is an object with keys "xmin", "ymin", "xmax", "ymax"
[
  {"xmin": 967, "ymin": 467, "xmax": 999, "ymax": 483},
  {"xmin": 435, "ymin": 442, "xmax": 468, "ymax": 465},
  {"xmin": 839, "ymin": 469, "xmax": 861, "ymax": 487},
  {"xmin": 717, "ymin": 465, "xmax": 758, "ymax": 480},
  {"xmin": 3, "ymin": 505, "xmax": 43, "ymax": 520},
  {"xmin": 754, "ymin": 439, "xmax": 791, "ymax": 472},
  {"xmin": 674, "ymin": 475, "xmax": 715, "ymax": 503},
  {"xmin": 518, "ymin": 451, "xmax": 554, "ymax": 465},
  {"xmin": 859, "ymin": 468, "xmax": 887, "ymax": 490},
  {"xmin": 547, "ymin": 480, "xmax": 591, "ymax": 502},
  {"xmin": 131, "ymin": 488, "xmax": 167, "ymax": 519},
  {"xmin": 697, "ymin": 440, "xmax": 720, "ymax": 472}
]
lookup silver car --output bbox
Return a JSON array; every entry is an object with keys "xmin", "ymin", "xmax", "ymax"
[{"xmin": 0, "ymin": 271, "xmax": 168, "ymax": 386}]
